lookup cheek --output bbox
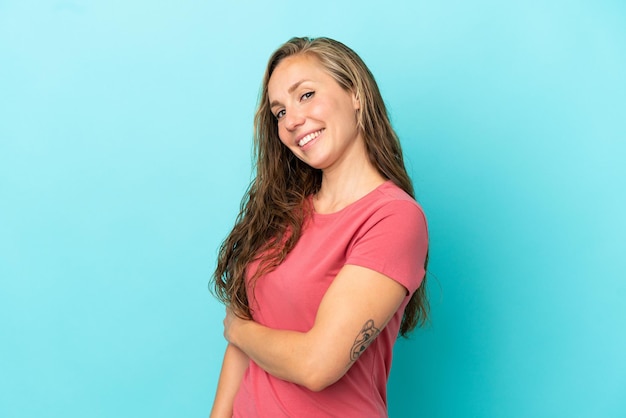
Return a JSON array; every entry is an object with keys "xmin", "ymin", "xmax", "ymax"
[
  {"xmin": 308, "ymin": 100, "xmax": 326, "ymax": 119},
  {"xmin": 277, "ymin": 125, "xmax": 291, "ymax": 148}
]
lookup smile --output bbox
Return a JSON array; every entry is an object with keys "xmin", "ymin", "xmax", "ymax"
[{"xmin": 298, "ymin": 129, "xmax": 324, "ymax": 147}]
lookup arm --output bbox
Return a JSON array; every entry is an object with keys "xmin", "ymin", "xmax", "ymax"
[
  {"xmin": 223, "ymin": 264, "xmax": 406, "ymax": 392},
  {"xmin": 209, "ymin": 343, "xmax": 249, "ymax": 418}
]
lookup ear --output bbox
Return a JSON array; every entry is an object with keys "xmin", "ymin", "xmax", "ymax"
[{"xmin": 352, "ymin": 90, "xmax": 360, "ymax": 111}]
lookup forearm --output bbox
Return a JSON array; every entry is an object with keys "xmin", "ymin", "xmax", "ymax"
[
  {"xmin": 210, "ymin": 343, "xmax": 249, "ymax": 418},
  {"xmin": 228, "ymin": 319, "xmax": 346, "ymax": 392},
  {"xmin": 222, "ymin": 265, "xmax": 407, "ymax": 392}
]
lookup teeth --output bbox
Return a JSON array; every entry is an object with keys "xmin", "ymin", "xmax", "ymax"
[{"xmin": 298, "ymin": 129, "xmax": 323, "ymax": 147}]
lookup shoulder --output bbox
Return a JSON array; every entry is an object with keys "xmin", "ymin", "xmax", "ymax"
[
  {"xmin": 345, "ymin": 181, "xmax": 428, "ymax": 242},
  {"xmin": 369, "ymin": 181, "xmax": 426, "ymax": 224},
  {"xmin": 345, "ymin": 182, "xmax": 428, "ymax": 294}
]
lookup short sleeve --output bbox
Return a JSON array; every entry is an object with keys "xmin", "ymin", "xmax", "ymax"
[{"xmin": 345, "ymin": 200, "xmax": 428, "ymax": 295}]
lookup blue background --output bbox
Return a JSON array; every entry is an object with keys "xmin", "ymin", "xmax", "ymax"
[{"xmin": 1, "ymin": 1, "xmax": 624, "ymax": 417}]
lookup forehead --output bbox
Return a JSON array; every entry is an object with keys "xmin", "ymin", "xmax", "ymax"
[{"xmin": 267, "ymin": 54, "xmax": 330, "ymax": 97}]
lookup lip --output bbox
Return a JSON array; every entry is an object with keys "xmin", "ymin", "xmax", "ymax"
[{"xmin": 295, "ymin": 128, "xmax": 324, "ymax": 147}]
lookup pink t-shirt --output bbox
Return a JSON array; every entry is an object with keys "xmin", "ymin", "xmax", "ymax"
[{"xmin": 233, "ymin": 181, "xmax": 428, "ymax": 417}]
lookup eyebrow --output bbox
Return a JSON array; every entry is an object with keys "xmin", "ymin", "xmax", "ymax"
[{"xmin": 269, "ymin": 79, "xmax": 311, "ymax": 108}]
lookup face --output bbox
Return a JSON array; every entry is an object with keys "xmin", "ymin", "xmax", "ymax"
[{"xmin": 267, "ymin": 54, "xmax": 362, "ymax": 171}]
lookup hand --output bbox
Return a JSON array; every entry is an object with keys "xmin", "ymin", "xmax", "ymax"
[{"xmin": 223, "ymin": 307, "xmax": 248, "ymax": 345}]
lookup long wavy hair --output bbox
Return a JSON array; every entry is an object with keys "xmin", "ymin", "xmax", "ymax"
[{"xmin": 211, "ymin": 37, "xmax": 428, "ymax": 336}]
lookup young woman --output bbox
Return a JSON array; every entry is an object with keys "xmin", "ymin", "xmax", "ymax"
[{"xmin": 210, "ymin": 37, "xmax": 429, "ymax": 418}]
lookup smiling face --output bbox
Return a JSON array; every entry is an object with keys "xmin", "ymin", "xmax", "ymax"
[{"xmin": 267, "ymin": 53, "xmax": 363, "ymax": 171}]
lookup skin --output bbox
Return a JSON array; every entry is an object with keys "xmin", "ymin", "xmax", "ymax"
[
  {"xmin": 212, "ymin": 53, "xmax": 408, "ymax": 412},
  {"xmin": 223, "ymin": 264, "xmax": 406, "ymax": 392},
  {"xmin": 269, "ymin": 54, "xmax": 385, "ymax": 213},
  {"xmin": 209, "ymin": 344, "xmax": 248, "ymax": 418},
  {"xmin": 269, "ymin": 54, "xmax": 361, "ymax": 174}
]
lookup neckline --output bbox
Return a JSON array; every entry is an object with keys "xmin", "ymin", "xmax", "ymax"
[{"xmin": 311, "ymin": 180, "xmax": 392, "ymax": 218}]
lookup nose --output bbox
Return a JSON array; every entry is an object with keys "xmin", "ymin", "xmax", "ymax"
[{"xmin": 284, "ymin": 108, "xmax": 305, "ymax": 132}]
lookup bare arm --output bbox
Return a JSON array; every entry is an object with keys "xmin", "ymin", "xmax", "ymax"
[
  {"xmin": 209, "ymin": 343, "xmax": 249, "ymax": 418},
  {"xmin": 223, "ymin": 264, "xmax": 406, "ymax": 392}
]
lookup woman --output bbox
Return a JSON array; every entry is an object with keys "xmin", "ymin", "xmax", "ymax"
[{"xmin": 210, "ymin": 36, "xmax": 429, "ymax": 417}]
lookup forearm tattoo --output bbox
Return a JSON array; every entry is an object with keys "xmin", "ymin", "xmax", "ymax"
[{"xmin": 350, "ymin": 319, "xmax": 381, "ymax": 361}]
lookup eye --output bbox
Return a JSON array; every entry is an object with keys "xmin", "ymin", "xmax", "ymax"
[
  {"xmin": 301, "ymin": 91, "xmax": 314, "ymax": 101},
  {"xmin": 275, "ymin": 109, "xmax": 286, "ymax": 120}
]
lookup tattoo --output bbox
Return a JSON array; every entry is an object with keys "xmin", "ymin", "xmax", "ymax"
[{"xmin": 350, "ymin": 319, "xmax": 381, "ymax": 361}]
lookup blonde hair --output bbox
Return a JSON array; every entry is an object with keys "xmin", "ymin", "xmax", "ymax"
[{"xmin": 212, "ymin": 37, "xmax": 428, "ymax": 335}]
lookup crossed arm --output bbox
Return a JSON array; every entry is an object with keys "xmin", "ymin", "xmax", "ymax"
[
  {"xmin": 222, "ymin": 264, "xmax": 407, "ymax": 392},
  {"xmin": 209, "ymin": 343, "xmax": 249, "ymax": 418}
]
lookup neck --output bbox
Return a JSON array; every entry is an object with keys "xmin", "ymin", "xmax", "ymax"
[{"xmin": 315, "ymin": 148, "xmax": 386, "ymax": 214}]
